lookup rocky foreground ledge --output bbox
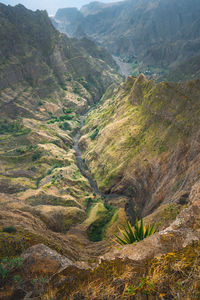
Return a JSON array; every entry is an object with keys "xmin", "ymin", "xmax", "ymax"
[{"xmin": 1, "ymin": 180, "xmax": 200, "ymax": 299}]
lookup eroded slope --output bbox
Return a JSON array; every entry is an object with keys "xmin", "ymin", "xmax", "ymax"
[
  {"xmin": 0, "ymin": 3, "xmax": 121, "ymax": 260},
  {"xmin": 81, "ymin": 75, "xmax": 200, "ymax": 220}
]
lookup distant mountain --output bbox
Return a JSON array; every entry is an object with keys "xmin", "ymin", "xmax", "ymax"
[
  {"xmin": 52, "ymin": 0, "xmax": 200, "ymax": 80},
  {"xmin": 161, "ymin": 53, "xmax": 200, "ymax": 82},
  {"xmin": 0, "ymin": 3, "xmax": 119, "ymax": 104}
]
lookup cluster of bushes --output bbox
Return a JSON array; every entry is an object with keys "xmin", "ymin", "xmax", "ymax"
[
  {"xmin": 0, "ymin": 256, "xmax": 23, "ymax": 287},
  {"xmin": 73, "ymin": 86, "xmax": 81, "ymax": 96},
  {"xmin": 47, "ymin": 162, "xmax": 64, "ymax": 175},
  {"xmin": 2, "ymin": 226, "xmax": 17, "ymax": 234},
  {"xmin": 32, "ymin": 150, "xmax": 41, "ymax": 161},
  {"xmin": 15, "ymin": 144, "xmax": 35, "ymax": 155},
  {"xmin": 47, "ymin": 114, "xmax": 74, "ymax": 124},
  {"xmin": 58, "ymin": 122, "xmax": 71, "ymax": 131},
  {"xmin": 47, "ymin": 109, "xmax": 75, "ymax": 126},
  {"xmin": 84, "ymin": 197, "xmax": 100, "ymax": 211},
  {"xmin": 0, "ymin": 120, "xmax": 29, "ymax": 135},
  {"xmin": 89, "ymin": 128, "xmax": 99, "ymax": 140},
  {"xmin": 63, "ymin": 108, "xmax": 73, "ymax": 114}
]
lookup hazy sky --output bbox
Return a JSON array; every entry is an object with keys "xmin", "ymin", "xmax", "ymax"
[{"xmin": 0, "ymin": 0, "xmax": 119, "ymax": 15}]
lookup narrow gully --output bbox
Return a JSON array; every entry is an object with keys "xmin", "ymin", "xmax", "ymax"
[
  {"xmin": 73, "ymin": 111, "xmax": 105, "ymax": 198},
  {"xmin": 72, "ymin": 109, "xmax": 135, "ymax": 223}
]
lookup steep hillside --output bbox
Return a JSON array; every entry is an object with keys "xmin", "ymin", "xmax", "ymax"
[
  {"xmin": 1, "ymin": 3, "xmax": 200, "ymax": 299},
  {"xmin": 2, "ymin": 75, "xmax": 200, "ymax": 299},
  {"xmin": 162, "ymin": 53, "xmax": 200, "ymax": 82},
  {"xmin": 0, "ymin": 3, "xmax": 121, "ymax": 262},
  {"xmin": 53, "ymin": 0, "xmax": 200, "ymax": 79},
  {"xmin": 81, "ymin": 75, "xmax": 200, "ymax": 220}
]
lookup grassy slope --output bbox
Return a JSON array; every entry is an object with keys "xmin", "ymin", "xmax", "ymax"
[
  {"xmin": 0, "ymin": 3, "xmax": 121, "ymax": 259},
  {"xmin": 82, "ymin": 75, "xmax": 200, "ymax": 217}
]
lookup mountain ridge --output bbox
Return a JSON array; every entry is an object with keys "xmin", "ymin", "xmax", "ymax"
[
  {"xmin": 52, "ymin": 0, "xmax": 200, "ymax": 80},
  {"xmin": 1, "ymin": 2, "xmax": 200, "ymax": 299}
]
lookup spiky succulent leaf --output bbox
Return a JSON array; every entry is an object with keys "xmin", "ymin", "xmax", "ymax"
[
  {"xmin": 126, "ymin": 221, "xmax": 136, "ymax": 243},
  {"xmin": 114, "ymin": 234, "xmax": 127, "ymax": 245},
  {"xmin": 139, "ymin": 218, "xmax": 144, "ymax": 240},
  {"xmin": 122, "ymin": 223, "xmax": 136, "ymax": 243},
  {"xmin": 149, "ymin": 222, "xmax": 156, "ymax": 235},
  {"xmin": 114, "ymin": 218, "xmax": 158, "ymax": 246},
  {"xmin": 118, "ymin": 227, "xmax": 132, "ymax": 244},
  {"xmin": 144, "ymin": 224, "xmax": 150, "ymax": 238}
]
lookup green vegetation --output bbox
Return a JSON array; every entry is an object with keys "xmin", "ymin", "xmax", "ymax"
[
  {"xmin": 0, "ymin": 120, "xmax": 30, "ymax": 136},
  {"xmin": 58, "ymin": 122, "xmax": 71, "ymax": 131},
  {"xmin": 126, "ymin": 277, "xmax": 155, "ymax": 296},
  {"xmin": 114, "ymin": 218, "xmax": 157, "ymax": 246},
  {"xmin": 84, "ymin": 197, "xmax": 99, "ymax": 211},
  {"xmin": 2, "ymin": 226, "xmax": 17, "ymax": 234},
  {"xmin": 15, "ymin": 144, "xmax": 35, "ymax": 155},
  {"xmin": 47, "ymin": 110, "xmax": 75, "ymax": 130},
  {"xmin": 32, "ymin": 151, "xmax": 41, "ymax": 161},
  {"xmin": 47, "ymin": 114, "xmax": 74, "ymax": 124},
  {"xmin": 89, "ymin": 128, "xmax": 99, "ymax": 140},
  {"xmin": 47, "ymin": 162, "xmax": 64, "ymax": 175},
  {"xmin": 63, "ymin": 108, "xmax": 73, "ymax": 114},
  {"xmin": 73, "ymin": 86, "xmax": 81, "ymax": 95},
  {"xmin": 0, "ymin": 257, "xmax": 23, "ymax": 285},
  {"xmin": 51, "ymin": 171, "xmax": 64, "ymax": 185},
  {"xmin": 88, "ymin": 203, "xmax": 116, "ymax": 242}
]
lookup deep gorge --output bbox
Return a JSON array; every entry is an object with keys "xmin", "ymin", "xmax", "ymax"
[{"xmin": 0, "ymin": 1, "xmax": 200, "ymax": 299}]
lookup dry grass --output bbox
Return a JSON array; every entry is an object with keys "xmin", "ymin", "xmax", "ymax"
[{"xmin": 59, "ymin": 242, "xmax": 200, "ymax": 300}]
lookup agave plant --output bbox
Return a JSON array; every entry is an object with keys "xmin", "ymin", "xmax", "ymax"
[{"xmin": 114, "ymin": 218, "xmax": 157, "ymax": 246}]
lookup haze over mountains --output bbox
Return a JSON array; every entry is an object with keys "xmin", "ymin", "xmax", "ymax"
[
  {"xmin": 0, "ymin": 0, "xmax": 200, "ymax": 299},
  {"xmin": 53, "ymin": 0, "xmax": 200, "ymax": 80},
  {"xmin": 0, "ymin": 0, "xmax": 119, "ymax": 14}
]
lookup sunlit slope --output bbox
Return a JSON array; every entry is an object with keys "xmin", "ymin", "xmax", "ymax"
[{"xmin": 82, "ymin": 75, "xmax": 200, "ymax": 217}]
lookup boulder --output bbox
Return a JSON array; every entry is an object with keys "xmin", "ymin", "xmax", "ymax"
[{"xmin": 21, "ymin": 243, "xmax": 73, "ymax": 276}]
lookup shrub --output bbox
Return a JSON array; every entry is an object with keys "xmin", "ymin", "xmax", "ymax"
[
  {"xmin": 90, "ymin": 128, "xmax": 99, "ymax": 140},
  {"xmin": 47, "ymin": 162, "xmax": 63, "ymax": 175},
  {"xmin": 73, "ymin": 87, "xmax": 81, "ymax": 95},
  {"xmin": 32, "ymin": 151, "xmax": 41, "ymax": 161},
  {"xmin": 64, "ymin": 108, "xmax": 73, "ymax": 114},
  {"xmin": 59, "ymin": 122, "xmax": 71, "ymax": 131},
  {"xmin": 0, "ymin": 257, "xmax": 23, "ymax": 287},
  {"xmin": 3, "ymin": 226, "xmax": 17, "ymax": 234},
  {"xmin": 0, "ymin": 120, "xmax": 23, "ymax": 135},
  {"xmin": 114, "ymin": 218, "xmax": 157, "ymax": 246}
]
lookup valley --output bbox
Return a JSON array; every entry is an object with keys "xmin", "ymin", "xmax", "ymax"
[
  {"xmin": 112, "ymin": 56, "xmax": 130, "ymax": 78},
  {"xmin": 53, "ymin": 0, "xmax": 200, "ymax": 81},
  {"xmin": 0, "ymin": 1, "xmax": 200, "ymax": 299}
]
